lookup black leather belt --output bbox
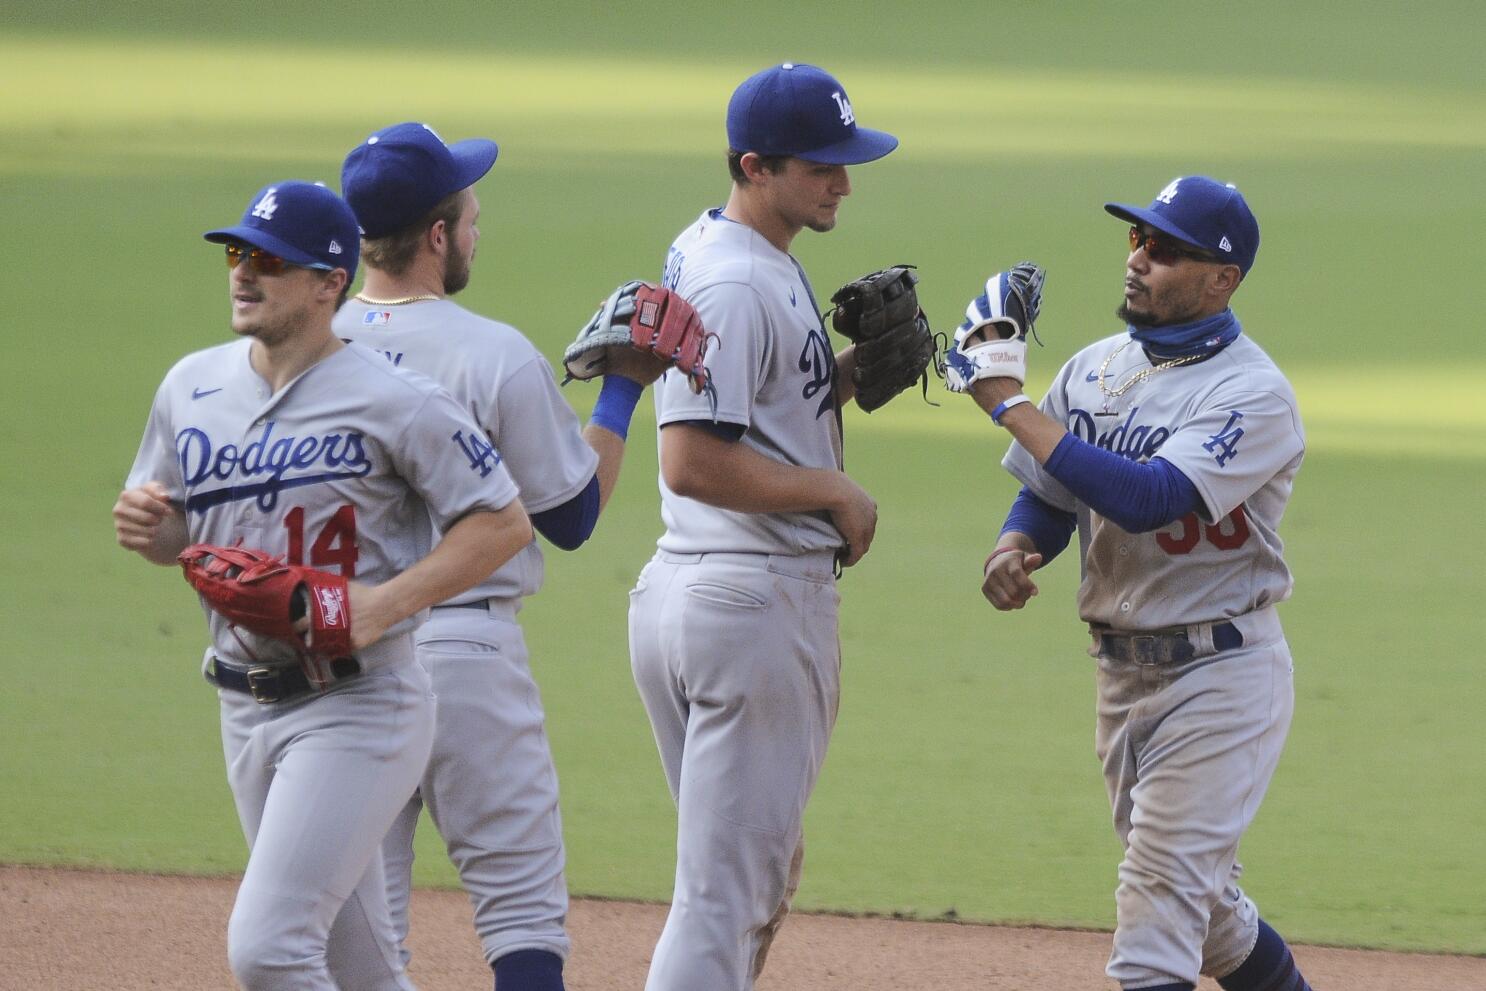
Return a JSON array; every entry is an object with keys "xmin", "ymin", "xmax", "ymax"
[
  {"xmin": 428, "ymin": 597, "xmax": 520, "ymax": 622},
  {"xmin": 206, "ymin": 655, "xmax": 362, "ymax": 704},
  {"xmin": 1094, "ymin": 621, "xmax": 1243, "ymax": 665}
]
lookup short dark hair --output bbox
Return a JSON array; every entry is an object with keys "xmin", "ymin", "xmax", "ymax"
[
  {"xmin": 359, "ymin": 190, "xmax": 465, "ymax": 275},
  {"xmin": 727, "ymin": 149, "xmax": 789, "ymax": 185}
]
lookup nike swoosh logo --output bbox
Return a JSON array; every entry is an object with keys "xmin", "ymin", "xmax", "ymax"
[
  {"xmin": 192, "ymin": 387, "xmax": 223, "ymax": 400},
  {"xmin": 789, "ymin": 288, "xmax": 797, "ymax": 307},
  {"xmin": 1085, "ymin": 371, "xmax": 1099, "ymax": 382}
]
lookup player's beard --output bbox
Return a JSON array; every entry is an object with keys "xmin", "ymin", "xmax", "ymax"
[
  {"xmin": 804, "ymin": 201, "xmax": 841, "ymax": 234},
  {"xmin": 443, "ymin": 247, "xmax": 471, "ymax": 296},
  {"xmin": 1118, "ymin": 301, "xmax": 1211, "ymax": 329},
  {"xmin": 1117, "ymin": 301, "xmax": 1159, "ymax": 327},
  {"xmin": 1117, "ymin": 281, "xmax": 1204, "ymax": 328},
  {"xmin": 236, "ymin": 308, "xmax": 307, "ymax": 348},
  {"xmin": 231, "ymin": 293, "xmax": 296, "ymax": 346}
]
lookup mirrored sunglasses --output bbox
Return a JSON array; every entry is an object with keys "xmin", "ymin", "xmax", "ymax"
[{"xmin": 1128, "ymin": 226, "xmax": 1219, "ymax": 265}]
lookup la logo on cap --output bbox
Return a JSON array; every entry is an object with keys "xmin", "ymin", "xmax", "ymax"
[
  {"xmin": 1156, "ymin": 179, "xmax": 1180, "ymax": 205},
  {"xmin": 251, "ymin": 189, "xmax": 279, "ymax": 220},
  {"xmin": 831, "ymin": 91, "xmax": 854, "ymax": 126}
]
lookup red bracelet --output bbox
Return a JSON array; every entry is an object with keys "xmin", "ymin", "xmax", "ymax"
[{"xmin": 984, "ymin": 546, "xmax": 1021, "ymax": 574}]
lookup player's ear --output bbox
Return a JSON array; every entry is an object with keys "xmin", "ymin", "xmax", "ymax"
[
  {"xmin": 319, "ymin": 267, "xmax": 349, "ymax": 301},
  {"xmin": 1207, "ymin": 263, "xmax": 1242, "ymax": 298},
  {"xmin": 738, "ymin": 152, "xmax": 772, "ymax": 184},
  {"xmin": 426, "ymin": 218, "xmax": 448, "ymax": 255}
]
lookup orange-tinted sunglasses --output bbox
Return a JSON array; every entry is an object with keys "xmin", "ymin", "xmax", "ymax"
[
  {"xmin": 1128, "ymin": 226, "xmax": 1218, "ymax": 266},
  {"xmin": 224, "ymin": 243, "xmax": 290, "ymax": 276}
]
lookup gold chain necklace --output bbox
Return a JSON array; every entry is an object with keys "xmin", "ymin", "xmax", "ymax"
[
  {"xmin": 353, "ymin": 292, "xmax": 442, "ymax": 306},
  {"xmin": 1096, "ymin": 339, "xmax": 1202, "ymax": 402}
]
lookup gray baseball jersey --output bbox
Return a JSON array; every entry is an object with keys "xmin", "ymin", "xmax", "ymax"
[
  {"xmin": 333, "ymin": 296, "xmax": 597, "ymax": 968},
  {"xmin": 1002, "ymin": 331, "xmax": 1304, "ymax": 630},
  {"xmin": 653, "ymin": 208, "xmax": 844, "ymax": 556},
  {"xmin": 126, "ymin": 338, "xmax": 519, "ymax": 665},
  {"xmin": 334, "ymin": 298, "xmax": 598, "ymax": 599},
  {"xmin": 630, "ymin": 207, "xmax": 846, "ymax": 990},
  {"xmin": 125, "ymin": 336, "xmax": 517, "ymax": 991},
  {"xmin": 1002, "ymin": 326, "xmax": 1307, "ymax": 987}
]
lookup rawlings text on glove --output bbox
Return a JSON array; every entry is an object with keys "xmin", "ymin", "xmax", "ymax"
[{"xmin": 178, "ymin": 543, "xmax": 353, "ymax": 663}]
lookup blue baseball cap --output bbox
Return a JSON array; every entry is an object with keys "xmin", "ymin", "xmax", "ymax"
[
  {"xmin": 341, "ymin": 122, "xmax": 499, "ymax": 238},
  {"xmin": 727, "ymin": 63, "xmax": 898, "ymax": 165},
  {"xmin": 1105, "ymin": 176, "xmax": 1260, "ymax": 275},
  {"xmin": 203, "ymin": 180, "xmax": 360, "ymax": 280}
]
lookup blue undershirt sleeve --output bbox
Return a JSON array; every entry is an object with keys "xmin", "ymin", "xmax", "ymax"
[
  {"xmin": 530, "ymin": 474, "xmax": 601, "ymax": 551},
  {"xmin": 1001, "ymin": 486, "xmax": 1077, "ymax": 561},
  {"xmin": 1041, "ymin": 433, "xmax": 1202, "ymax": 533}
]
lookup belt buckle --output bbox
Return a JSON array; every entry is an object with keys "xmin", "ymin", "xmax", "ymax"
[
  {"xmin": 1151, "ymin": 633, "xmax": 1196, "ymax": 665},
  {"xmin": 245, "ymin": 667, "xmax": 282, "ymax": 704},
  {"xmin": 1128, "ymin": 635, "xmax": 1162, "ymax": 665}
]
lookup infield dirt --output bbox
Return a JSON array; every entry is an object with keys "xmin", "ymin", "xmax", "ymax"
[{"xmin": 3, "ymin": 865, "xmax": 1481, "ymax": 989}]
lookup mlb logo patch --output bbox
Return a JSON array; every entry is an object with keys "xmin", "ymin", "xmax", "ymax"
[{"xmin": 362, "ymin": 310, "xmax": 392, "ymax": 325}]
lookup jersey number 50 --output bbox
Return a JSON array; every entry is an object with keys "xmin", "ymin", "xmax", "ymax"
[
  {"xmin": 284, "ymin": 505, "xmax": 359, "ymax": 577},
  {"xmin": 1156, "ymin": 507, "xmax": 1250, "ymax": 555}
]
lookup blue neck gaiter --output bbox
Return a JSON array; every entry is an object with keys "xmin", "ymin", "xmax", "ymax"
[{"xmin": 1128, "ymin": 308, "xmax": 1241, "ymax": 360}]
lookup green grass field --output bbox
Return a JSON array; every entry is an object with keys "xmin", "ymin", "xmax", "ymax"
[{"xmin": 2, "ymin": 0, "xmax": 1482, "ymax": 955}]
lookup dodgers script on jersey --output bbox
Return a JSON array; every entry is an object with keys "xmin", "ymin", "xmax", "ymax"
[
  {"xmin": 1003, "ymin": 331, "xmax": 1304, "ymax": 630},
  {"xmin": 126, "ymin": 339, "xmax": 520, "ymax": 665},
  {"xmin": 655, "ymin": 208, "xmax": 843, "ymax": 555},
  {"xmin": 334, "ymin": 299, "xmax": 598, "ymax": 600}
]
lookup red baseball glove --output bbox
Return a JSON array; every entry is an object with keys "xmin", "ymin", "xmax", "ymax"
[
  {"xmin": 178, "ymin": 544, "xmax": 352, "ymax": 659},
  {"xmin": 563, "ymin": 280, "xmax": 717, "ymax": 412}
]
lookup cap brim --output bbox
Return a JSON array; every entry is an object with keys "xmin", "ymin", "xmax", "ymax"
[
  {"xmin": 448, "ymin": 138, "xmax": 499, "ymax": 189},
  {"xmin": 798, "ymin": 127, "xmax": 899, "ymax": 166},
  {"xmin": 1104, "ymin": 202, "xmax": 1206, "ymax": 250},
  {"xmin": 203, "ymin": 227, "xmax": 333, "ymax": 270}
]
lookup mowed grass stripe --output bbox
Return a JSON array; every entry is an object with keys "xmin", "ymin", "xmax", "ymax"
[{"xmin": 4, "ymin": 36, "xmax": 1483, "ymax": 174}]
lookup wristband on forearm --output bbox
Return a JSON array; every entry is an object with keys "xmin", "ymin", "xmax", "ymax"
[
  {"xmin": 990, "ymin": 394, "xmax": 1031, "ymax": 425},
  {"xmin": 590, "ymin": 375, "xmax": 644, "ymax": 440}
]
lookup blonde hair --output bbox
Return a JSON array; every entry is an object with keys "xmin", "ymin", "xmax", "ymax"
[{"xmin": 359, "ymin": 190, "xmax": 464, "ymax": 275}]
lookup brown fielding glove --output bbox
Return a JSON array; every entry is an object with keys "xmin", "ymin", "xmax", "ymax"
[
  {"xmin": 563, "ymin": 280, "xmax": 717, "ymax": 414},
  {"xmin": 178, "ymin": 544, "xmax": 352, "ymax": 659},
  {"xmin": 829, "ymin": 265, "xmax": 937, "ymax": 413}
]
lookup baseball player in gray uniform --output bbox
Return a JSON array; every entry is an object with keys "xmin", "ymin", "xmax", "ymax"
[
  {"xmin": 112, "ymin": 180, "xmax": 532, "ymax": 991},
  {"xmin": 966, "ymin": 177, "xmax": 1315, "ymax": 991},
  {"xmin": 628, "ymin": 63, "xmax": 896, "ymax": 991},
  {"xmin": 332, "ymin": 122, "xmax": 667, "ymax": 991}
]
